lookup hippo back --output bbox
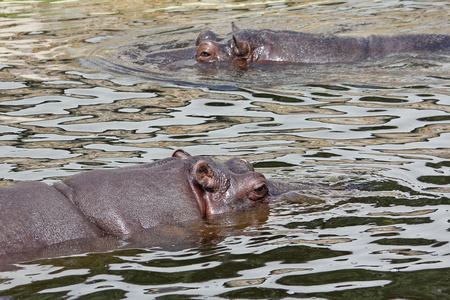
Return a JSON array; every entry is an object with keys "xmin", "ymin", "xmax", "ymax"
[
  {"xmin": 0, "ymin": 181, "xmax": 101, "ymax": 255},
  {"xmin": 53, "ymin": 159, "xmax": 203, "ymax": 235}
]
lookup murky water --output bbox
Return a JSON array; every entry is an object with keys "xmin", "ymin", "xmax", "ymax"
[{"xmin": 1, "ymin": 0, "xmax": 449, "ymax": 298}]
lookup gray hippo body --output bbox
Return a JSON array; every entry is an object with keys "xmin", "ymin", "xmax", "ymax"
[
  {"xmin": 196, "ymin": 23, "xmax": 450, "ymax": 65},
  {"xmin": 140, "ymin": 23, "xmax": 449, "ymax": 67},
  {"xmin": 0, "ymin": 181, "xmax": 102, "ymax": 255},
  {"xmin": 53, "ymin": 150, "xmax": 269, "ymax": 234},
  {"xmin": 0, "ymin": 150, "xmax": 271, "ymax": 256}
]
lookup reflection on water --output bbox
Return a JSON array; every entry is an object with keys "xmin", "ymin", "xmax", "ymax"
[{"xmin": 0, "ymin": 0, "xmax": 449, "ymax": 298}]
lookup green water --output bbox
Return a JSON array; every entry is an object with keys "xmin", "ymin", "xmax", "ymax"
[{"xmin": 0, "ymin": 0, "xmax": 449, "ymax": 298}]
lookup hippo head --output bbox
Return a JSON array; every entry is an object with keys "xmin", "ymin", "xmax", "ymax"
[
  {"xmin": 172, "ymin": 149, "xmax": 269, "ymax": 218},
  {"xmin": 196, "ymin": 23, "xmax": 255, "ymax": 67}
]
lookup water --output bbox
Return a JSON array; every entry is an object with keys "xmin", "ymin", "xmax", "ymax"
[{"xmin": 0, "ymin": 0, "xmax": 449, "ymax": 298}]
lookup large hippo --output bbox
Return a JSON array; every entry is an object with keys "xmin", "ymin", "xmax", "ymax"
[
  {"xmin": 0, "ymin": 150, "xmax": 271, "ymax": 256},
  {"xmin": 140, "ymin": 23, "xmax": 449, "ymax": 67}
]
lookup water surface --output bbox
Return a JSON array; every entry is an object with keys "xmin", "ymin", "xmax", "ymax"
[{"xmin": 0, "ymin": 0, "xmax": 449, "ymax": 298}]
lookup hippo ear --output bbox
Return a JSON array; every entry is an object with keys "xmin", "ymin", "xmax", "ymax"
[
  {"xmin": 232, "ymin": 35, "xmax": 251, "ymax": 59},
  {"xmin": 194, "ymin": 160, "xmax": 217, "ymax": 191},
  {"xmin": 173, "ymin": 149, "xmax": 192, "ymax": 159},
  {"xmin": 231, "ymin": 22, "xmax": 240, "ymax": 33}
]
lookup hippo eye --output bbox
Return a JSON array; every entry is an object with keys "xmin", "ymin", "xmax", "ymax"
[
  {"xmin": 254, "ymin": 185, "xmax": 266, "ymax": 193},
  {"xmin": 200, "ymin": 51, "xmax": 211, "ymax": 58},
  {"xmin": 249, "ymin": 183, "xmax": 268, "ymax": 201}
]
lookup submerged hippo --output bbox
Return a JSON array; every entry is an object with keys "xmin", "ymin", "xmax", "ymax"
[
  {"xmin": 1, "ymin": 149, "xmax": 316, "ymax": 256},
  {"xmin": 142, "ymin": 23, "xmax": 449, "ymax": 67}
]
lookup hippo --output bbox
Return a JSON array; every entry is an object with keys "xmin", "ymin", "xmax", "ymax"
[
  {"xmin": 140, "ymin": 23, "xmax": 449, "ymax": 68},
  {"xmin": 0, "ymin": 150, "xmax": 278, "ymax": 256}
]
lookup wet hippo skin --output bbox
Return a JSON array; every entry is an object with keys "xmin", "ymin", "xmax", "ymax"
[
  {"xmin": 0, "ymin": 150, "xmax": 271, "ymax": 255},
  {"xmin": 143, "ymin": 23, "xmax": 449, "ymax": 67},
  {"xmin": 196, "ymin": 23, "xmax": 449, "ymax": 66},
  {"xmin": 0, "ymin": 181, "xmax": 102, "ymax": 255}
]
